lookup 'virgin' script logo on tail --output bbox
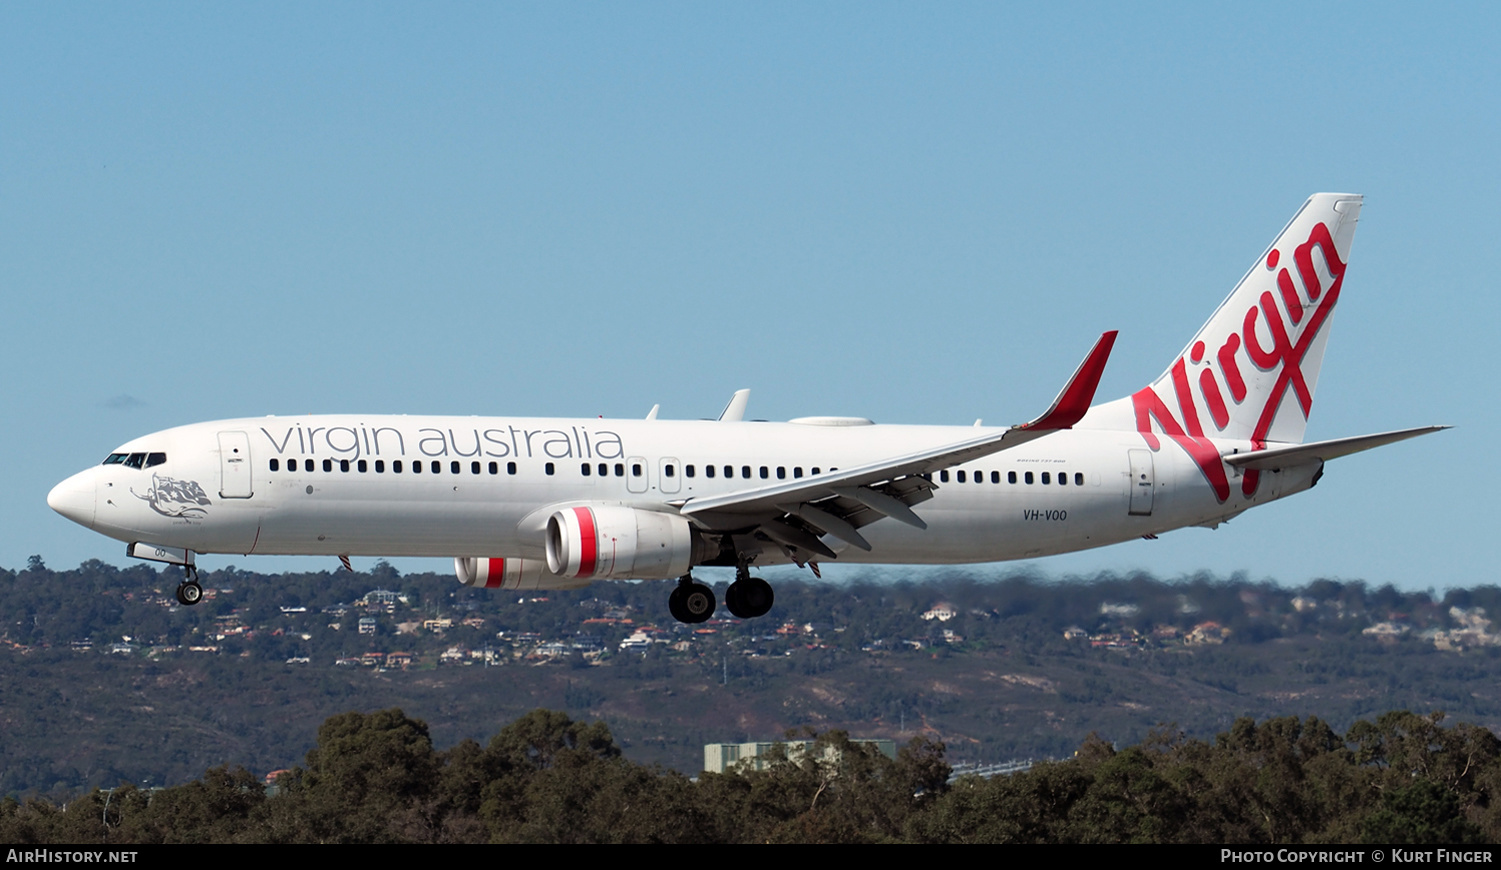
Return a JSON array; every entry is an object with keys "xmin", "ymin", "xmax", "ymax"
[{"xmin": 1131, "ymin": 221, "xmax": 1348, "ymax": 502}]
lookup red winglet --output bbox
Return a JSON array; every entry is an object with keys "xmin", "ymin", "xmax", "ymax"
[{"xmin": 1017, "ymin": 331, "xmax": 1118, "ymax": 431}]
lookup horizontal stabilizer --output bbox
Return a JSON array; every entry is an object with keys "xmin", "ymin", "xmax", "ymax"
[{"xmin": 1222, "ymin": 426, "xmax": 1449, "ymax": 471}]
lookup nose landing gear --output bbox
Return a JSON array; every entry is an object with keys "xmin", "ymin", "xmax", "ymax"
[{"xmin": 175, "ymin": 564, "xmax": 203, "ymax": 607}]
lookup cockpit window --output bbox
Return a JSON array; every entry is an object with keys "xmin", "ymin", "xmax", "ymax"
[{"xmin": 103, "ymin": 452, "xmax": 166, "ymax": 469}]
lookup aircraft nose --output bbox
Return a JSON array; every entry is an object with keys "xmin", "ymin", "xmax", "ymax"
[{"xmin": 48, "ymin": 469, "xmax": 96, "ymax": 529}]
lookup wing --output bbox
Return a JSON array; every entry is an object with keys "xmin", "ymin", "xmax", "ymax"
[{"xmin": 678, "ymin": 332, "xmax": 1117, "ymax": 561}]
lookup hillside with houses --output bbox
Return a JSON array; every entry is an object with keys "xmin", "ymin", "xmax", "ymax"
[{"xmin": 2, "ymin": 556, "xmax": 1500, "ymax": 796}]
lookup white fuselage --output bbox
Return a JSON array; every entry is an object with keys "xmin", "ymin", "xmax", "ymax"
[{"xmin": 48, "ymin": 413, "xmax": 1313, "ymax": 569}]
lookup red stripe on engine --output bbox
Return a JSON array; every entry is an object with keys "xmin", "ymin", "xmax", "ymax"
[
  {"xmin": 486, "ymin": 558, "xmax": 504, "ymax": 589},
  {"xmin": 574, "ymin": 507, "xmax": 597, "ymax": 577}
]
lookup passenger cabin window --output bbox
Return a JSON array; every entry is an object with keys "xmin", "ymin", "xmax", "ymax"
[
  {"xmin": 1075, "ymin": 472, "xmax": 1084, "ymax": 485},
  {"xmin": 664, "ymin": 464, "xmax": 675, "ymax": 478},
  {"xmin": 432, "ymin": 461, "xmax": 441, "ymax": 474},
  {"xmin": 340, "ymin": 459, "xmax": 351, "ymax": 472},
  {"xmin": 1025, "ymin": 472, "xmax": 1034, "ymax": 484},
  {"xmin": 1041, "ymin": 472, "xmax": 1050, "ymax": 484},
  {"xmin": 545, "ymin": 462, "xmax": 555, "ymax": 475},
  {"xmin": 270, "ymin": 459, "xmax": 280, "ymax": 472},
  {"xmin": 323, "ymin": 459, "xmax": 333, "ymax": 473},
  {"xmin": 991, "ymin": 471, "xmax": 1001, "ymax": 483},
  {"xmin": 508, "ymin": 462, "xmax": 517, "ymax": 475},
  {"xmin": 706, "ymin": 465, "xmax": 716, "ymax": 478},
  {"xmin": 581, "ymin": 463, "xmax": 591, "ymax": 476},
  {"xmin": 450, "ymin": 461, "xmax": 460, "ymax": 474}
]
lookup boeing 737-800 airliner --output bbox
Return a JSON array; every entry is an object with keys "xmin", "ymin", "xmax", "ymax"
[{"xmin": 48, "ymin": 194, "xmax": 1443, "ymax": 623}]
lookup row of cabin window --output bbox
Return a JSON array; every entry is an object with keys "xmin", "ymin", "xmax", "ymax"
[
  {"xmin": 271, "ymin": 458, "xmax": 521, "ymax": 475},
  {"xmin": 268, "ymin": 458, "xmax": 833, "ymax": 480},
  {"xmin": 938, "ymin": 469, "xmax": 1085, "ymax": 486},
  {"xmin": 267, "ymin": 457, "xmax": 1082, "ymax": 487},
  {"xmin": 671, "ymin": 464, "xmax": 828, "ymax": 480}
]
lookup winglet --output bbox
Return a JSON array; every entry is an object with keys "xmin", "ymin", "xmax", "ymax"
[
  {"xmin": 1016, "ymin": 331, "xmax": 1118, "ymax": 431},
  {"xmin": 645, "ymin": 404, "xmax": 660, "ymax": 421}
]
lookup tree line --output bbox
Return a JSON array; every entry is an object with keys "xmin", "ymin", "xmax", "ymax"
[{"xmin": 1, "ymin": 707, "xmax": 1495, "ymax": 844}]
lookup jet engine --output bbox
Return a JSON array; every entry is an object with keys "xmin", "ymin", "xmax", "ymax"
[
  {"xmin": 545, "ymin": 504, "xmax": 710, "ymax": 580},
  {"xmin": 453, "ymin": 556, "xmax": 591, "ymax": 591}
]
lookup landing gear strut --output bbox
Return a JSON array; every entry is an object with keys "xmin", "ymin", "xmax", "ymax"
[
  {"xmin": 724, "ymin": 560, "xmax": 774, "ymax": 620},
  {"xmin": 668, "ymin": 575, "xmax": 715, "ymax": 624},
  {"xmin": 175, "ymin": 564, "xmax": 203, "ymax": 607}
]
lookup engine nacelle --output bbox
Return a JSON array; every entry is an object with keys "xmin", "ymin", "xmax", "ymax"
[
  {"xmin": 453, "ymin": 556, "xmax": 592, "ymax": 591},
  {"xmin": 545, "ymin": 505, "xmax": 703, "ymax": 580}
]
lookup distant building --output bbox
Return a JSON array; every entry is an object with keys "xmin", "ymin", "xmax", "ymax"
[
  {"xmin": 704, "ymin": 738, "xmax": 898, "ymax": 774},
  {"xmin": 1186, "ymin": 621, "xmax": 1230, "ymax": 645},
  {"xmin": 361, "ymin": 589, "xmax": 406, "ymax": 607}
]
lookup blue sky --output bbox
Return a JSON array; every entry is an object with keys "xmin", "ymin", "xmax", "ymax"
[{"xmin": 3, "ymin": 3, "xmax": 1494, "ymax": 592}]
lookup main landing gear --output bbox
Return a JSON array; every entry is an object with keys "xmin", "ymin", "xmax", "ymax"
[
  {"xmin": 666, "ymin": 562, "xmax": 776, "ymax": 625},
  {"xmin": 668, "ymin": 576, "xmax": 716, "ymax": 624},
  {"xmin": 725, "ymin": 562, "xmax": 774, "ymax": 620},
  {"xmin": 175, "ymin": 564, "xmax": 203, "ymax": 607}
]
